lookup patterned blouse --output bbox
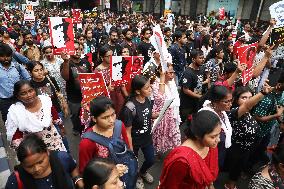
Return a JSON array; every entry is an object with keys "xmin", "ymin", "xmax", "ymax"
[{"xmin": 41, "ymin": 57, "xmax": 66, "ymax": 96}]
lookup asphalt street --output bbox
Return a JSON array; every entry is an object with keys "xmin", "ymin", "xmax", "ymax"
[{"xmin": 0, "ymin": 115, "xmax": 250, "ymax": 189}]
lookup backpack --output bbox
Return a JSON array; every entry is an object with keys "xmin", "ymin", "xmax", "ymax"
[{"xmin": 82, "ymin": 120, "xmax": 138, "ymax": 189}]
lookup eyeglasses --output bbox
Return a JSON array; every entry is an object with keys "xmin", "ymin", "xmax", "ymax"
[{"xmin": 122, "ymin": 51, "xmax": 129, "ymax": 53}]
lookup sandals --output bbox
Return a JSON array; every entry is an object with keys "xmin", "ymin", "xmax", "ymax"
[
  {"xmin": 141, "ymin": 172, "xmax": 154, "ymax": 184},
  {"xmin": 136, "ymin": 177, "xmax": 145, "ymax": 189}
]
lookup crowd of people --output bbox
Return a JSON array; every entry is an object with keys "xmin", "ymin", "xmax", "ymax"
[{"xmin": 1, "ymin": 3, "xmax": 284, "ymax": 189}]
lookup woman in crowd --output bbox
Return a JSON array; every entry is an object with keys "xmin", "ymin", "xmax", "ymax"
[
  {"xmin": 27, "ymin": 61, "xmax": 69, "ymax": 151},
  {"xmin": 199, "ymin": 85, "xmax": 233, "ymax": 169},
  {"xmin": 27, "ymin": 61, "xmax": 62, "ymax": 114},
  {"xmin": 201, "ymin": 34, "xmax": 213, "ymax": 58},
  {"xmin": 40, "ymin": 46, "xmax": 66, "ymax": 97},
  {"xmin": 225, "ymin": 83, "xmax": 273, "ymax": 189},
  {"xmin": 152, "ymin": 64, "xmax": 181, "ymax": 154},
  {"xmin": 78, "ymin": 96, "xmax": 129, "ymax": 174},
  {"xmin": 5, "ymin": 133, "xmax": 83, "ymax": 189},
  {"xmin": 121, "ymin": 45, "xmax": 131, "ymax": 56},
  {"xmin": 158, "ymin": 110, "xmax": 220, "ymax": 189},
  {"xmin": 222, "ymin": 40, "xmax": 235, "ymax": 64},
  {"xmin": 83, "ymin": 158, "xmax": 124, "ymax": 189},
  {"xmin": 249, "ymin": 143, "xmax": 284, "ymax": 189},
  {"xmin": 204, "ymin": 45, "xmax": 225, "ymax": 83},
  {"xmin": 120, "ymin": 74, "xmax": 158, "ymax": 189},
  {"xmin": 94, "ymin": 46, "xmax": 128, "ymax": 115},
  {"xmin": 5, "ymin": 80, "xmax": 66, "ymax": 151}
]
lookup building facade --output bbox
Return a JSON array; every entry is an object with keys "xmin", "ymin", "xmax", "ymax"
[{"xmin": 113, "ymin": 0, "xmax": 280, "ymax": 21}]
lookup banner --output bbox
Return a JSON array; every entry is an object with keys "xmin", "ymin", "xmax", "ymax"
[
  {"xmin": 131, "ymin": 56, "xmax": 144, "ymax": 78},
  {"xmin": 49, "ymin": 17, "xmax": 75, "ymax": 55},
  {"xmin": 271, "ymin": 26, "xmax": 284, "ymax": 45},
  {"xmin": 237, "ymin": 42, "xmax": 258, "ymax": 86},
  {"xmin": 72, "ymin": 9, "xmax": 83, "ymax": 24},
  {"xmin": 26, "ymin": 0, "xmax": 39, "ymax": 6},
  {"xmin": 219, "ymin": 7, "xmax": 225, "ymax": 20},
  {"xmin": 150, "ymin": 24, "xmax": 172, "ymax": 72},
  {"xmin": 207, "ymin": 0, "xmax": 239, "ymax": 18},
  {"xmin": 269, "ymin": 0, "xmax": 284, "ymax": 28},
  {"xmin": 24, "ymin": 5, "xmax": 35, "ymax": 21},
  {"xmin": 78, "ymin": 73, "xmax": 109, "ymax": 104},
  {"xmin": 242, "ymin": 67, "xmax": 254, "ymax": 86},
  {"xmin": 237, "ymin": 42, "xmax": 258, "ymax": 69},
  {"xmin": 110, "ymin": 56, "xmax": 143, "ymax": 86},
  {"xmin": 105, "ymin": 0, "xmax": 110, "ymax": 8}
]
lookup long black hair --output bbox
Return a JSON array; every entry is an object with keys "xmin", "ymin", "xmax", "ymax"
[
  {"xmin": 26, "ymin": 61, "xmax": 44, "ymax": 73},
  {"xmin": 184, "ymin": 110, "xmax": 221, "ymax": 140},
  {"xmin": 272, "ymin": 143, "xmax": 284, "ymax": 168},
  {"xmin": 12, "ymin": 80, "xmax": 37, "ymax": 103},
  {"xmin": 17, "ymin": 133, "xmax": 47, "ymax": 162},
  {"xmin": 83, "ymin": 158, "xmax": 116, "ymax": 189},
  {"xmin": 199, "ymin": 85, "xmax": 231, "ymax": 108},
  {"xmin": 89, "ymin": 96, "xmax": 115, "ymax": 118},
  {"xmin": 232, "ymin": 86, "xmax": 253, "ymax": 108},
  {"xmin": 129, "ymin": 74, "xmax": 149, "ymax": 98}
]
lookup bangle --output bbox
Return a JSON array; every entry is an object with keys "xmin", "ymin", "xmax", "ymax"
[
  {"xmin": 74, "ymin": 178, "xmax": 83, "ymax": 185},
  {"xmin": 73, "ymin": 175, "xmax": 81, "ymax": 183},
  {"xmin": 159, "ymin": 83, "xmax": 165, "ymax": 85}
]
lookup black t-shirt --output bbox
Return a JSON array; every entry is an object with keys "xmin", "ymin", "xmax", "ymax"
[
  {"xmin": 60, "ymin": 59, "xmax": 92, "ymax": 103},
  {"xmin": 228, "ymin": 107, "xmax": 261, "ymax": 151},
  {"xmin": 137, "ymin": 41, "xmax": 155, "ymax": 66},
  {"xmin": 31, "ymin": 77, "xmax": 61, "ymax": 112},
  {"xmin": 104, "ymin": 43, "xmax": 122, "ymax": 56},
  {"xmin": 86, "ymin": 39, "xmax": 97, "ymax": 53},
  {"xmin": 180, "ymin": 67, "xmax": 206, "ymax": 112},
  {"xmin": 120, "ymin": 98, "xmax": 152, "ymax": 147}
]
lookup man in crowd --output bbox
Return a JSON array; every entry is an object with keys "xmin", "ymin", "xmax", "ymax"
[
  {"xmin": 60, "ymin": 42, "xmax": 92, "ymax": 135},
  {"xmin": 0, "ymin": 43, "xmax": 30, "ymax": 122}
]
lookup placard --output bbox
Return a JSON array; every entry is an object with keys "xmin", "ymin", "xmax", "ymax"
[
  {"xmin": 49, "ymin": 17, "xmax": 75, "ymax": 55},
  {"xmin": 269, "ymin": 0, "xmax": 284, "ymax": 28},
  {"xmin": 26, "ymin": 0, "xmax": 39, "ymax": 6},
  {"xmin": 78, "ymin": 73, "xmax": 109, "ymax": 104},
  {"xmin": 72, "ymin": 9, "xmax": 83, "ymax": 24},
  {"xmin": 24, "ymin": 5, "xmax": 35, "ymax": 21}
]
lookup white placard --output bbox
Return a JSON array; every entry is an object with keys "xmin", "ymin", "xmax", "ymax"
[
  {"xmin": 24, "ymin": 5, "xmax": 35, "ymax": 21},
  {"xmin": 26, "ymin": 0, "xmax": 39, "ymax": 6},
  {"xmin": 151, "ymin": 98, "xmax": 174, "ymax": 133},
  {"xmin": 269, "ymin": 0, "xmax": 284, "ymax": 28}
]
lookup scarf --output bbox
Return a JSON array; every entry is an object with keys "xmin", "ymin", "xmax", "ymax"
[
  {"xmin": 6, "ymin": 95, "xmax": 52, "ymax": 141},
  {"xmin": 199, "ymin": 100, "xmax": 232, "ymax": 148},
  {"xmin": 16, "ymin": 151, "xmax": 72, "ymax": 189}
]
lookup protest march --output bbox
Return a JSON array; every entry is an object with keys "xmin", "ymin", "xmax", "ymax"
[{"xmin": 2, "ymin": 0, "xmax": 284, "ymax": 189}]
